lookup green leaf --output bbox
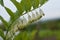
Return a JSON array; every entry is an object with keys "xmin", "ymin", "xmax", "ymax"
[
  {"xmin": 39, "ymin": 0, "xmax": 48, "ymax": 6},
  {"xmin": 11, "ymin": 0, "xmax": 24, "ymax": 17},
  {"xmin": 0, "ymin": 0, "xmax": 4, "ymax": 6},
  {"xmin": 4, "ymin": 7, "xmax": 16, "ymax": 27},
  {"xmin": 20, "ymin": 0, "xmax": 32, "ymax": 12},
  {"xmin": 30, "ymin": 0, "xmax": 48, "ymax": 9},
  {"xmin": 0, "ymin": 16, "xmax": 9, "ymax": 30},
  {"xmin": 30, "ymin": 0, "xmax": 40, "ymax": 9},
  {"xmin": 4, "ymin": 7, "xmax": 15, "ymax": 19},
  {"xmin": 0, "ymin": 29, "xmax": 4, "ymax": 39}
]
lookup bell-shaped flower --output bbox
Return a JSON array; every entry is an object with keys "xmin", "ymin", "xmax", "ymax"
[
  {"xmin": 31, "ymin": 11, "xmax": 36, "ymax": 22},
  {"xmin": 27, "ymin": 13, "xmax": 32, "ymax": 23}
]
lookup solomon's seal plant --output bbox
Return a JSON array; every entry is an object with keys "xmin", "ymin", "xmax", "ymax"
[{"xmin": 0, "ymin": 0, "xmax": 48, "ymax": 40}]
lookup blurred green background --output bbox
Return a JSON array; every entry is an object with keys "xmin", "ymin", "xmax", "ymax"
[
  {"xmin": 24, "ymin": 18, "xmax": 60, "ymax": 40},
  {"xmin": 1, "ymin": 18, "xmax": 60, "ymax": 40}
]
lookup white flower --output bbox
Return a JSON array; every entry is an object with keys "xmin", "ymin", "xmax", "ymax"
[
  {"xmin": 39, "ymin": 8, "xmax": 45, "ymax": 16},
  {"xmin": 18, "ymin": 18, "xmax": 24, "ymax": 29},
  {"xmin": 27, "ymin": 13, "xmax": 32, "ymax": 23},
  {"xmin": 31, "ymin": 11, "xmax": 36, "ymax": 21},
  {"xmin": 22, "ymin": 16, "xmax": 28, "ymax": 26}
]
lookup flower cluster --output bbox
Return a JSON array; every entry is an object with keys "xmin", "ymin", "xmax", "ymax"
[{"xmin": 6, "ymin": 8, "xmax": 44, "ymax": 40}]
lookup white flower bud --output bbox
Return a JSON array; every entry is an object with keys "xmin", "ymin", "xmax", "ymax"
[
  {"xmin": 39, "ymin": 8, "xmax": 45, "ymax": 16},
  {"xmin": 31, "ymin": 6, "xmax": 34, "ymax": 10},
  {"xmin": 27, "ymin": 13, "xmax": 32, "ymax": 23},
  {"xmin": 18, "ymin": 18, "xmax": 24, "ymax": 29},
  {"xmin": 31, "ymin": 11, "xmax": 36, "ymax": 21}
]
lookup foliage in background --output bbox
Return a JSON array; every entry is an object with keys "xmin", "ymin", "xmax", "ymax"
[{"xmin": 0, "ymin": 0, "xmax": 48, "ymax": 40}]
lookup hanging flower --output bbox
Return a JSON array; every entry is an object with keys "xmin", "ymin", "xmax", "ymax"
[
  {"xmin": 31, "ymin": 11, "xmax": 36, "ymax": 22},
  {"xmin": 18, "ymin": 18, "xmax": 24, "ymax": 29},
  {"xmin": 27, "ymin": 13, "xmax": 32, "ymax": 23},
  {"xmin": 39, "ymin": 8, "xmax": 45, "ymax": 16}
]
